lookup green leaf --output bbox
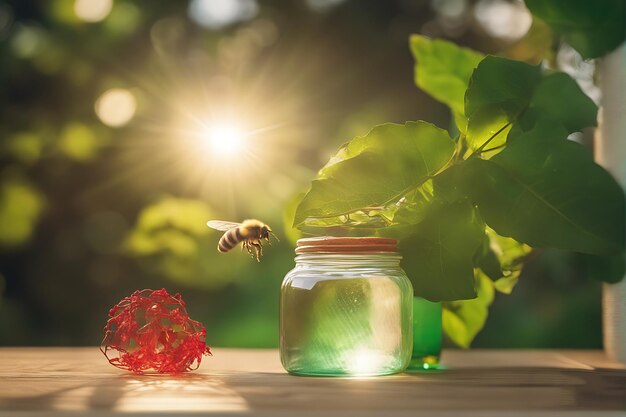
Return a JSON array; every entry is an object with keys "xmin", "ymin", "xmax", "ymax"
[
  {"xmin": 299, "ymin": 213, "xmax": 393, "ymax": 234},
  {"xmin": 432, "ymin": 163, "xmax": 467, "ymax": 203},
  {"xmin": 398, "ymin": 200, "xmax": 485, "ymax": 301},
  {"xmin": 409, "ymin": 35, "xmax": 483, "ymax": 131},
  {"xmin": 528, "ymin": 72, "xmax": 597, "ymax": 133},
  {"xmin": 474, "ymin": 233, "xmax": 503, "ymax": 280},
  {"xmin": 474, "ymin": 227, "xmax": 531, "ymax": 293},
  {"xmin": 525, "ymin": 0, "xmax": 626, "ymax": 59},
  {"xmin": 484, "ymin": 228, "xmax": 532, "ymax": 293},
  {"xmin": 391, "ymin": 180, "xmax": 436, "ymax": 226},
  {"xmin": 486, "ymin": 228, "xmax": 532, "ymax": 268},
  {"xmin": 293, "ymin": 121, "xmax": 455, "ymax": 227},
  {"xmin": 465, "ymin": 106, "xmax": 512, "ymax": 157},
  {"xmin": 433, "ymin": 161, "xmax": 528, "ymax": 296},
  {"xmin": 464, "ymin": 57, "xmax": 597, "ymax": 157},
  {"xmin": 493, "ymin": 275, "xmax": 520, "ymax": 294},
  {"xmin": 283, "ymin": 193, "xmax": 305, "ymax": 245},
  {"xmin": 465, "ymin": 56, "xmax": 542, "ymax": 120},
  {"xmin": 463, "ymin": 56, "xmax": 542, "ymax": 157},
  {"xmin": 442, "ymin": 271, "xmax": 495, "ymax": 348},
  {"xmin": 463, "ymin": 126, "xmax": 626, "ymax": 256},
  {"xmin": 443, "ymin": 228, "xmax": 530, "ymax": 346}
]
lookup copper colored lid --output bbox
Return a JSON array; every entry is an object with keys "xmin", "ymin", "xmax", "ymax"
[{"xmin": 295, "ymin": 236, "xmax": 397, "ymax": 253}]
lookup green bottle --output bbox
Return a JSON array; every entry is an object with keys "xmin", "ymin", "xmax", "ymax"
[{"xmin": 408, "ymin": 296, "xmax": 442, "ymax": 370}]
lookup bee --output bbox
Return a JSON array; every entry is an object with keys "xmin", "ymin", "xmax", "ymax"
[{"xmin": 206, "ymin": 219, "xmax": 278, "ymax": 261}]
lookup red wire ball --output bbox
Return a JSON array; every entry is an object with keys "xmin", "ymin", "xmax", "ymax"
[{"xmin": 100, "ymin": 288, "xmax": 211, "ymax": 374}]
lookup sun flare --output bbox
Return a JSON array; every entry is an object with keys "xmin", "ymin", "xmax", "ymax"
[{"xmin": 202, "ymin": 123, "xmax": 246, "ymax": 156}]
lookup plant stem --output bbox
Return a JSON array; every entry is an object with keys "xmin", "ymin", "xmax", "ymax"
[
  {"xmin": 467, "ymin": 122, "xmax": 511, "ymax": 159},
  {"xmin": 482, "ymin": 143, "xmax": 507, "ymax": 153}
]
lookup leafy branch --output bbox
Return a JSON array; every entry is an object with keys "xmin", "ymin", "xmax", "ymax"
[{"xmin": 291, "ymin": 33, "xmax": 625, "ymax": 347}]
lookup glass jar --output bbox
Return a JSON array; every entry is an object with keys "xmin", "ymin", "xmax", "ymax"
[{"xmin": 280, "ymin": 237, "xmax": 413, "ymax": 376}]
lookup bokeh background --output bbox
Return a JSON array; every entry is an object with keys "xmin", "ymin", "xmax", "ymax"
[{"xmin": 0, "ymin": 0, "xmax": 603, "ymax": 347}]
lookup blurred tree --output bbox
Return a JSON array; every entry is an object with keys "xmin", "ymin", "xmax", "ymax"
[
  {"xmin": 0, "ymin": 172, "xmax": 45, "ymax": 248},
  {"xmin": 0, "ymin": 0, "xmax": 612, "ymax": 348}
]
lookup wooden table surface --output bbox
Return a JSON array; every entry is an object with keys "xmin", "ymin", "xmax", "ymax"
[{"xmin": 0, "ymin": 348, "xmax": 624, "ymax": 416}]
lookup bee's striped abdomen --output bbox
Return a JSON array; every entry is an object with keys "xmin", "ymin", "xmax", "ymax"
[{"xmin": 218, "ymin": 227, "xmax": 243, "ymax": 252}]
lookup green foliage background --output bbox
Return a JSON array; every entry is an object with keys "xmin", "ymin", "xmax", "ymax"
[{"xmin": 0, "ymin": 0, "xmax": 623, "ymax": 349}]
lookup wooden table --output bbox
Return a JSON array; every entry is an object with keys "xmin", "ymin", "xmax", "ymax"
[{"xmin": 0, "ymin": 348, "xmax": 624, "ymax": 416}]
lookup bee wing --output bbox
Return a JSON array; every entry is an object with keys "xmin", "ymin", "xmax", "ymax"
[{"xmin": 206, "ymin": 220, "xmax": 242, "ymax": 232}]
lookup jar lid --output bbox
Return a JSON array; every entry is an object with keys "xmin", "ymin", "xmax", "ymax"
[{"xmin": 295, "ymin": 236, "xmax": 398, "ymax": 253}]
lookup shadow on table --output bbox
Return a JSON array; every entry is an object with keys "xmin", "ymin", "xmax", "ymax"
[{"xmin": 219, "ymin": 367, "xmax": 626, "ymax": 413}]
